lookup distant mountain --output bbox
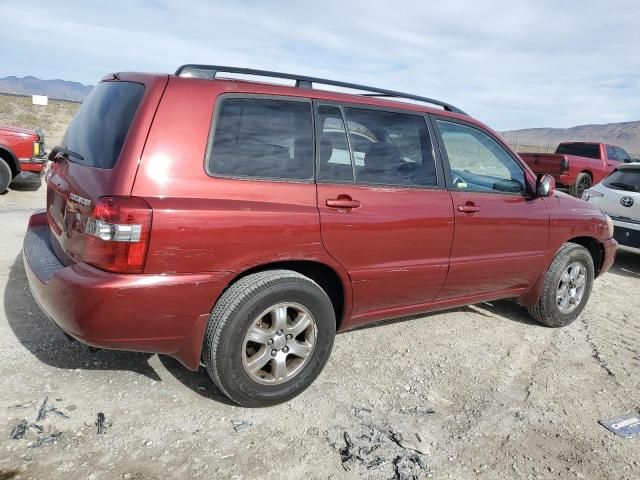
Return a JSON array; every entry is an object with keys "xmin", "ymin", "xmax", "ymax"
[
  {"xmin": 502, "ymin": 120, "xmax": 640, "ymax": 156},
  {"xmin": 0, "ymin": 76, "xmax": 93, "ymax": 101}
]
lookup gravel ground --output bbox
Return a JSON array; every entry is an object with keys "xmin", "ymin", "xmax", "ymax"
[{"xmin": 1, "ymin": 182, "xmax": 639, "ymax": 480}]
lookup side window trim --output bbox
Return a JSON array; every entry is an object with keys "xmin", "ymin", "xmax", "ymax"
[
  {"xmin": 204, "ymin": 93, "xmax": 315, "ymax": 183},
  {"xmin": 313, "ymin": 101, "xmax": 356, "ymax": 184},
  {"xmin": 429, "ymin": 114, "xmax": 532, "ymax": 196}
]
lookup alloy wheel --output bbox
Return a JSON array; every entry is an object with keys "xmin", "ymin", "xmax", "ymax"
[{"xmin": 241, "ymin": 303, "xmax": 318, "ymax": 385}]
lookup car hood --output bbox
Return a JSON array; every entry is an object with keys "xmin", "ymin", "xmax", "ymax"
[
  {"xmin": 0, "ymin": 125, "xmax": 38, "ymax": 137},
  {"xmin": 555, "ymin": 190, "xmax": 608, "ymax": 216}
]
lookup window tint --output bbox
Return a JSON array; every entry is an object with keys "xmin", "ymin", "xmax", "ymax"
[
  {"xmin": 209, "ymin": 98, "xmax": 313, "ymax": 180},
  {"xmin": 63, "ymin": 81, "xmax": 144, "ymax": 169},
  {"xmin": 316, "ymin": 105, "xmax": 353, "ymax": 182},
  {"xmin": 436, "ymin": 120, "xmax": 525, "ymax": 194},
  {"xmin": 607, "ymin": 145, "xmax": 617, "ymax": 161},
  {"xmin": 556, "ymin": 143, "xmax": 600, "ymax": 160},
  {"xmin": 616, "ymin": 147, "xmax": 631, "ymax": 162},
  {"xmin": 603, "ymin": 168, "xmax": 640, "ymax": 192},
  {"xmin": 343, "ymin": 108, "xmax": 437, "ymax": 187}
]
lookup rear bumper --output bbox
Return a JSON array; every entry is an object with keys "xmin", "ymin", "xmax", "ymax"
[
  {"xmin": 600, "ymin": 238, "xmax": 618, "ymax": 275},
  {"xmin": 23, "ymin": 211, "xmax": 231, "ymax": 370},
  {"xmin": 18, "ymin": 156, "xmax": 47, "ymax": 173},
  {"xmin": 552, "ymin": 173, "xmax": 573, "ymax": 187}
]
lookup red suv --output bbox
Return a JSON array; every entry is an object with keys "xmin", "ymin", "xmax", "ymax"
[{"xmin": 24, "ymin": 66, "xmax": 617, "ymax": 407}]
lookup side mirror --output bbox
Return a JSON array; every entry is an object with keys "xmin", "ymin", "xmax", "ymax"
[{"xmin": 536, "ymin": 174, "xmax": 555, "ymax": 197}]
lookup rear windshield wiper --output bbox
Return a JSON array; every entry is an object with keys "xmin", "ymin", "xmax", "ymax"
[
  {"xmin": 49, "ymin": 146, "xmax": 85, "ymax": 162},
  {"xmin": 608, "ymin": 181, "xmax": 638, "ymax": 192}
]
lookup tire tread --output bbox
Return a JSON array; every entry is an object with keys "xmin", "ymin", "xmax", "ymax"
[{"xmin": 202, "ymin": 270, "xmax": 326, "ymax": 404}]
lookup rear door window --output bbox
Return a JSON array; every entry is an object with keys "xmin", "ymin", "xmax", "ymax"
[
  {"xmin": 556, "ymin": 143, "xmax": 601, "ymax": 160},
  {"xmin": 342, "ymin": 108, "xmax": 438, "ymax": 187},
  {"xmin": 616, "ymin": 147, "xmax": 631, "ymax": 163},
  {"xmin": 208, "ymin": 97, "xmax": 313, "ymax": 180},
  {"xmin": 63, "ymin": 81, "xmax": 144, "ymax": 169}
]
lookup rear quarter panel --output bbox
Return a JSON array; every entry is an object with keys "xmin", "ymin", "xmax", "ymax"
[{"xmin": 132, "ymin": 77, "xmax": 352, "ymax": 311}]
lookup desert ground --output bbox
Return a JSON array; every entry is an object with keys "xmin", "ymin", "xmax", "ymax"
[{"xmin": 0, "ymin": 178, "xmax": 639, "ymax": 480}]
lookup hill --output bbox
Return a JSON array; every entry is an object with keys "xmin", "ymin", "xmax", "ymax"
[
  {"xmin": 0, "ymin": 76, "xmax": 92, "ymax": 102},
  {"xmin": 502, "ymin": 121, "xmax": 640, "ymax": 157}
]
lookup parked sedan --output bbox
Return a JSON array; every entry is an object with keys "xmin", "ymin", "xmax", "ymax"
[{"xmin": 583, "ymin": 163, "xmax": 640, "ymax": 249}]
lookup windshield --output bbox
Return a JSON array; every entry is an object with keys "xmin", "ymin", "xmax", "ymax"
[
  {"xmin": 603, "ymin": 168, "xmax": 640, "ymax": 192},
  {"xmin": 555, "ymin": 143, "xmax": 600, "ymax": 159},
  {"xmin": 63, "ymin": 81, "xmax": 144, "ymax": 169}
]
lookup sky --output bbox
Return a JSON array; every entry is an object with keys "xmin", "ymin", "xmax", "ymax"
[{"xmin": 1, "ymin": 0, "xmax": 639, "ymax": 131}]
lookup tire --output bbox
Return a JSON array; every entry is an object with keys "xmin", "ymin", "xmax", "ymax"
[
  {"xmin": 570, "ymin": 172, "xmax": 592, "ymax": 197},
  {"xmin": 527, "ymin": 243, "xmax": 595, "ymax": 327},
  {"xmin": 202, "ymin": 270, "xmax": 336, "ymax": 407},
  {"xmin": 0, "ymin": 157, "xmax": 12, "ymax": 193}
]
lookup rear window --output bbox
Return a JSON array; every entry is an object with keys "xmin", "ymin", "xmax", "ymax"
[
  {"xmin": 63, "ymin": 81, "xmax": 144, "ymax": 169},
  {"xmin": 555, "ymin": 143, "xmax": 600, "ymax": 160},
  {"xmin": 208, "ymin": 97, "xmax": 313, "ymax": 180},
  {"xmin": 603, "ymin": 168, "xmax": 640, "ymax": 192}
]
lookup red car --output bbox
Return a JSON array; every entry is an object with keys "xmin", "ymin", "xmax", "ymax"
[
  {"xmin": 0, "ymin": 125, "xmax": 47, "ymax": 192},
  {"xmin": 23, "ymin": 66, "xmax": 617, "ymax": 406},
  {"xmin": 520, "ymin": 142, "xmax": 632, "ymax": 197}
]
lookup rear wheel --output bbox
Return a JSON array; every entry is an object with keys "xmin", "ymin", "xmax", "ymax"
[
  {"xmin": 570, "ymin": 173, "xmax": 592, "ymax": 197},
  {"xmin": 202, "ymin": 270, "xmax": 336, "ymax": 407},
  {"xmin": 527, "ymin": 243, "xmax": 594, "ymax": 327},
  {"xmin": 0, "ymin": 158, "xmax": 12, "ymax": 193}
]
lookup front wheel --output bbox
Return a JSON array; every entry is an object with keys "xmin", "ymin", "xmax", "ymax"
[
  {"xmin": 527, "ymin": 243, "xmax": 595, "ymax": 327},
  {"xmin": 202, "ymin": 270, "xmax": 336, "ymax": 407}
]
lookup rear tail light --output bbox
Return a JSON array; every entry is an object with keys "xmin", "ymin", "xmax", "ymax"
[
  {"xmin": 83, "ymin": 196, "xmax": 152, "ymax": 274},
  {"xmin": 560, "ymin": 156, "xmax": 570, "ymax": 173}
]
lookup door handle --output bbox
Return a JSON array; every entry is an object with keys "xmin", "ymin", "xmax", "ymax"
[
  {"xmin": 326, "ymin": 196, "xmax": 361, "ymax": 209},
  {"xmin": 457, "ymin": 204, "xmax": 480, "ymax": 213}
]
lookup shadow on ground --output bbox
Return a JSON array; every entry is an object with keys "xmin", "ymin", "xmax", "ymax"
[
  {"xmin": 608, "ymin": 248, "xmax": 640, "ymax": 279},
  {"xmin": 3, "ymin": 253, "xmax": 237, "ymax": 403},
  {"xmin": 9, "ymin": 178, "xmax": 43, "ymax": 192},
  {"xmin": 4, "ymin": 254, "xmax": 160, "ymax": 380}
]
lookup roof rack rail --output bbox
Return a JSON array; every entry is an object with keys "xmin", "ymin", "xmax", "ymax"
[{"xmin": 175, "ymin": 64, "xmax": 467, "ymax": 115}]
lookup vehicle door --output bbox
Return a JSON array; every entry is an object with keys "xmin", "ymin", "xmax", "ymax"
[
  {"xmin": 315, "ymin": 103, "xmax": 454, "ymax": 322},
  {"xmin": 431, "ymin": 117, "xmax": 550, "ymax": 300},
  {"xmin": 616, "ymin": 147, "xmax": 632, "ymax": 164}
]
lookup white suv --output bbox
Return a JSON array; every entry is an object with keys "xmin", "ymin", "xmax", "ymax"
[{"xmin": 583, "ymin": 163, "xmax": 640, "ymax": 249}]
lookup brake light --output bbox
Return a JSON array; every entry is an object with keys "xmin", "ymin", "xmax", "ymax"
[
  {"xmin": 560, "ymin": 156, "xmax": 570, "ymax": 173},
  {"xmin": 83, "ymin": 196, "xmax": 152, "ymax": 274}
]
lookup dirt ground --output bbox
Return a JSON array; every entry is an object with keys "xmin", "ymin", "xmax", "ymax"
[{"xmin": 1, "ymin": 182, "xmax": 639, "ymax": 480}]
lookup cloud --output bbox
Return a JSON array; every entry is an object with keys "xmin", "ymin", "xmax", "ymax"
[{"xmin": 1, "ymin": 0, "xmax": 639, "ymax": 130}]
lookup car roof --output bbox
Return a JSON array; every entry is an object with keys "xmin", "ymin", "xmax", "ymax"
[{"xmin": 616, "ymin": 162, "xmax": 640, "ymax": 170}]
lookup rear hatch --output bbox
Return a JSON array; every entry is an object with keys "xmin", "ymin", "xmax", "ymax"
[
  {"xmin": 519, "ymin": 153, "xmax": 568, "ymax": 175},
  {"xmin": 46, "ymin": 74, "xmax": 168, "ymax": 272}
]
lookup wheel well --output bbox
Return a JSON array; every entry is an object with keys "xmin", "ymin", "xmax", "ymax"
[
  {"xmin": 568, "ymin": 237, "xmax": 603, "ymax": 274},
  {"xmin": 0, "ymin": 147, "xmax": 19, "ymax": 177},
  {"xmin": 580, "ymin": 170, "xmax": 593, "ymax": 180},
  {"xmin": 232, "ymin": 261, "xmax": 345, "ymax": 326}
]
